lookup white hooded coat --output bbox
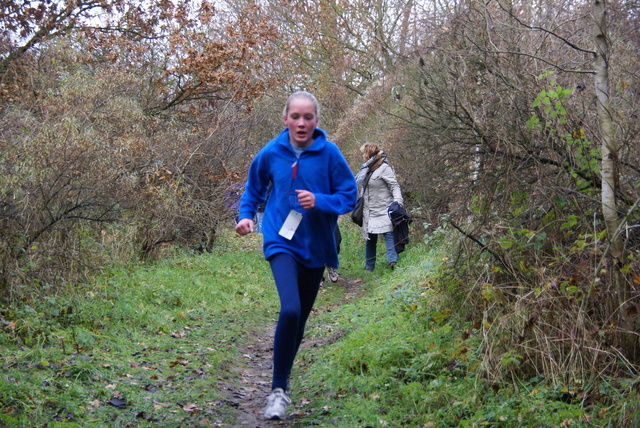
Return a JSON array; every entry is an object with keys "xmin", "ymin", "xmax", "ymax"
[{"xmin": 355, "ymin": 155, "xmax": 403, "ymax": 239}]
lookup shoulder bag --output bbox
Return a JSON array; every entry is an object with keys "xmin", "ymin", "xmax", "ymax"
[{"xmin": 350, "ymin": 171, "xmax": 372, "ymax": 227}]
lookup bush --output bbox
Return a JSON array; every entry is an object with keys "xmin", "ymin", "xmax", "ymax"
[{"xmin": 0, "ymin": 39, "xmax": 250, "ymax": 300}]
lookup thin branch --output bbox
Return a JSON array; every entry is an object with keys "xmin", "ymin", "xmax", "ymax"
[
  {"xmin": 465, "ymin": 36, "xmax": 595, "ymax": 75},
  {"xmin": 447, "ymin": 219, "xmax": 510, "ymax": 269},
  {"xmin": 496, "ymin": 1, "xmax": 597, "ymax": 56}
]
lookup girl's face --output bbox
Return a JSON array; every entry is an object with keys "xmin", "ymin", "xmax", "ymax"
[{"xmin": 283, "ymin": 97, "xmax": 319, "ymax": 148}]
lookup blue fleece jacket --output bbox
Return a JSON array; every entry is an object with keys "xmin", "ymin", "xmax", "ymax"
[{"xmin": 238, "ymin": 128, "xmax": 357, "ymax": 268}]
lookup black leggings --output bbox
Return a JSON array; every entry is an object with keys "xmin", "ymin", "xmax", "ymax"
[{"xmin": 268, "ymin": 253, "xmax": 324, "ymax": 390}]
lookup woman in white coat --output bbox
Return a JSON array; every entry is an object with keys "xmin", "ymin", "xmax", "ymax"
[{"xmin": 355, "ymin": 143, "xmax": 404, "ymax": 272}]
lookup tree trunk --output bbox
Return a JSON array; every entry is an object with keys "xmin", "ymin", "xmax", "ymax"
[{"xmin": 594, "ymin": 0, "xmax": 634, "ymax": 332}]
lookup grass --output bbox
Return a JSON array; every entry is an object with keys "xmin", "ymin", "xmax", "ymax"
[
  {"xmin": 293, "ymin": 223, "xmax": 618, "ymax": 427},
  {"xmin": 1, "ymin": 231, "xmax": 277, "ymax": 427},
  {"xmin": 0, "ymin": 219, "xmax": 627, "ymax": 427}
]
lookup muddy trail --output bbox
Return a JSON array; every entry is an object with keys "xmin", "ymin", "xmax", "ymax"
[{"xmin": 217, "ymin": 275, "xmax": 366, "ymax": 427}]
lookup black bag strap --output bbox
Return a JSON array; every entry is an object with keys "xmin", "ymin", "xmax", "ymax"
[{"xmin": 361, "ymin": 169, "xmax": 373, "ymax": 194}]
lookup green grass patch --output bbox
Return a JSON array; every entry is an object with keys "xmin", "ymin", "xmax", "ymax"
[
  {"xmin": 294, "ymin": 224, "xmax": 616, "ymax": 427},
  {"xmin": 0, "ymin": 221, "xmax": 626, "ymax": 427},
  {"xmin": 0, "ymin": 231, "xmax": 276, "ymax": 427}
]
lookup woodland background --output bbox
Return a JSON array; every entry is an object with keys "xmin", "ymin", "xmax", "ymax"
[{"xmin": 2, "ymin": 0, "xmax": 640, "ymax": 412}]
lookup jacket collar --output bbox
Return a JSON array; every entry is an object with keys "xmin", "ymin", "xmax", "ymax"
[{"xmin": 276, "ymin": 128, "xmax": 328, "ymax": 153}]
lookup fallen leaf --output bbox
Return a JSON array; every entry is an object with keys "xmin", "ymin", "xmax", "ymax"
[
  {"xmin": 136, "ymin": 411, "xmax": 153, "ymax": 420},
  {"xmin": 169, "ymin": 359, "xmax": 189, "ymax": 368},
  {"xmin": 182, "ymin": 403, "xmax": 198, "ymax": 412},
  {"xmin": 144, "ymin": 384, "xmax": 159, "ymax": 393},
  {"xmin": 107, "ymin": 397, "xmax": 127, "ymax": 409}
]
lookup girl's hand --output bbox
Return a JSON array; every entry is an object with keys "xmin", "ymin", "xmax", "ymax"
[
  {"xmin": 235, "ymin": 218, "xmax": 255, "ymax": 235},
  {"xmin": 295, "ymin": 190, "xmax": 316, "ymax": 209}
]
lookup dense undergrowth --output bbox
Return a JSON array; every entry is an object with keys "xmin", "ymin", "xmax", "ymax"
[
  {"xmin": 295, "ymin": 224, "xmax": 628, "ymax": 427},
  {"xmin": 0, "ymin": 221, "xmax": 636, "ymax": 427}
]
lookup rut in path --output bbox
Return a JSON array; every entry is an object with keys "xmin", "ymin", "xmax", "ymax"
[{"xmin": 217, "ymin": 324, "xmax": 277, "ymax": 428}]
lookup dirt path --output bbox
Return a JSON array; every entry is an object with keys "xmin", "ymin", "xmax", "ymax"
[
  {"xmin": 217, "ymin": 324, "xmax": 277, "ymax": 427},
  {"xmin": 217, "ymin": 276, "xmax": 365, "ymax": 427}
]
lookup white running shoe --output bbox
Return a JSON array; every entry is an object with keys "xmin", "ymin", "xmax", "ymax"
[
  {"xmin": 263, "ymin": 387, "xmax": 291, "ymax": 420},
  {"xmin": 327, "ymin": 266, "xmax": 339, "ymax": 282}
]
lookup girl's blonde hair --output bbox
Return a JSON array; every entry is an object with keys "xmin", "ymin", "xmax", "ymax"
[{"xmin": 282, "ymin": 91, "xmax": 320, "ymax": 117}]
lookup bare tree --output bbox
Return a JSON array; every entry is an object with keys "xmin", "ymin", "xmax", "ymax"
[
  {"xmin": 593, "ymin": 0, "xmax": 636, "ymax": 327},
  {"xmin": 371, "ymin": 0, "xmax": 640, "ymax": 383}
]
